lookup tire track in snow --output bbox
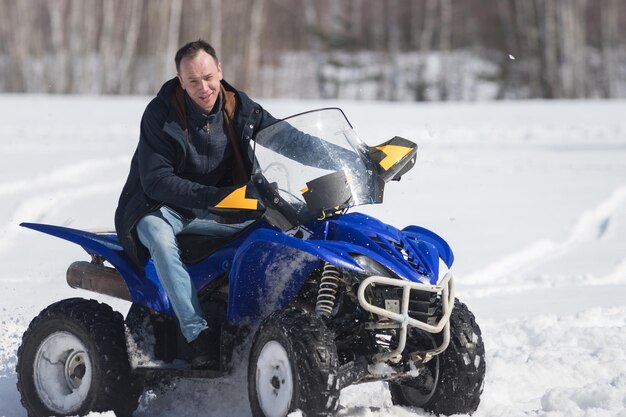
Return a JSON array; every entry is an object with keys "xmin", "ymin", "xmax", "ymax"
[
  {"xmin": 0, "ymin": 155, "xmax": 127, "ymax": 196},
  {"xmin": 462, "ymin": 185, "xmax": 626, "ymax": 291},
  {"xmin": 0, "ymin": 181, "xmax": 120, "ymax": 255},
  {"xmin": 602, "ymin": 258, "xmax": 626, "ymax": 284},
  {"xmin": 567, "ymin": 185, "xmax": 626, "ymax": 244}
]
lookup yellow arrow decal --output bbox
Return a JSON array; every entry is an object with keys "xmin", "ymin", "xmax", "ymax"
[
  {"xmin": 215, "ymin": 185, "xmax": 258, "ymax": 210},
  {"xmin": 376, "ymin": 145, "xmax": 413, "ymax": 171}
]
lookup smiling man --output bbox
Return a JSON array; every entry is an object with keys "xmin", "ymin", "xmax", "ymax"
[
  {"xmin": 177, "ymin": 44, "xmax": 223, "ymax": 113},
  {"xmin": 115, "ymin": 40, "xmax": 277, "ymax": 369}
]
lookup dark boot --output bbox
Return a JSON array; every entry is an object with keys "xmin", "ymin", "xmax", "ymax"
[{"xmin": 190, "ymin": 328, "xmax": 219, "ymax": 369}]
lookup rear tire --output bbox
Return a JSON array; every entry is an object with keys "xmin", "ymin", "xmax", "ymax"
[
  {"xmin": 16, "ymin": 298, "xmax": 143, "ymax": 417},
  {"xmin": 248, "ymin": 308, "xmax": 339, "ymax": 417},
  {"xmin": 390, "ymin": 300, "xmax": 485, "ymax": 415}
]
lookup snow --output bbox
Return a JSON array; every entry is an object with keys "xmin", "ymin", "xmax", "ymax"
[{"xmin": 1, "ymin": 94, "xmax": 625, "ymax": 417}]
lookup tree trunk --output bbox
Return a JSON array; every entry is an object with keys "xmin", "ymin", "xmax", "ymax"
[
  {"xmin": 210, "ymin": 0, "xmax": 223, "ymax": 55},
  {"xmin": 372, "ymin": 0, "xmax": 386, "ymax": 99},
  {"xmin": 350, "ymin": 0, "xmax": 363, "ymax": 39},
  {"xmin": 386, "ymin": 0, "xmax": 401, "ymax": 100},
  {"xmin": 536, "ymin": 0, "xmax": 558, "ymax": 98},
  {"xmin": 438, "ymin": 0, "xmax": 452, "ymax": 100},
  {"xmin": 163, "ymin": 0, "xmax": 183, "ymax": 82},
  {"xmin": 558, "ymin": 0, "xmax": 587, "ymax": 98},
  {"xmin": 414, "ymin": 0, "xmax": 437, "ymax": 101},
  {"xmin": 303, "ymin": 0, "xmax": 327, "ymax": 98},
  {"xmin": 515, "ymin": 0, "xmax": 541, "ymax": 97},
  {"xmin": 77, "ymin": 0, "xmax": 101, "ymax": 94},
  {"xmin": 244, "ymin": 0, "xmax": 265, "ymax": 94},
  {"xmin": 600, "ymin": 0, "xmax": 619, "ymax": 98},
  {"xmin": 496, "ymin": 0, "xmax": 517, "ymax": 99},
  {"xmin": 118, "ymin": 0, "xmax": 144, "ymax": 94},
  {"xmin": 46, "ymin": 0, "xmax": 69, "ymax": 93},
  {"xmin": 7, "ymin": 1, "xmax": 31, "ymax": 91}
]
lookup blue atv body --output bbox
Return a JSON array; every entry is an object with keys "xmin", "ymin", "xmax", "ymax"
[
  {"xmin": 21, "ymin": 212, "xmax": 453, "ymax": 322},
  {"xmin": 16, "ymin": 109, "xmax": 485, "ymax": 417}
]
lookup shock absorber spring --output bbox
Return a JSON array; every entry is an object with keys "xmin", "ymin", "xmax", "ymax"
[{"xmin": 315, "ymin": 262, "xmax": 341, "ymax": 317}]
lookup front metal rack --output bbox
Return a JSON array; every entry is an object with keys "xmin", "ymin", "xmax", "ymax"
[{"xmin": 357, "ymin": 272, "xmax": 455, "ymax": 362}]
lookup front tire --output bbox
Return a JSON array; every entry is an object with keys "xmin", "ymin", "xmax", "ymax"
[
  {"xmin": 16, "ymin": 298, "xmax": 142, "ymax": 417},
  {"xmin": 248, "ymin": 308, "xmax": 339, "ymax": 417},
  {"xmin": 390, "ymin": 300, "xmax": 486, "ymax": 415}
]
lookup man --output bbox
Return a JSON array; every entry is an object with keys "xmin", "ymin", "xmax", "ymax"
[{"xmin": 115, "ymin": 40, "xmax": 276, "ymax": 368}]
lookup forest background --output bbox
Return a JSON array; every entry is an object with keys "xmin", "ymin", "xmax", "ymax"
[{"xmin": 0, "ymin": 0, "xmax": 625, "ymax": 101}]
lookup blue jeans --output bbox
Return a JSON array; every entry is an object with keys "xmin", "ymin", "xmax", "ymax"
[{"xmin": 136, "ymin": 206, "xmax": 251, "ymax": 343}]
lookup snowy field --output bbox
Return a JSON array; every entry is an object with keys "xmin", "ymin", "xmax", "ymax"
[{"xmin": 1, "ymin": 94, "xmax": 625, "ymax": 417}]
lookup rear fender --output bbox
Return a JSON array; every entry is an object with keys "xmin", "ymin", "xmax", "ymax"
[
  {"xmin": 227, "ymin": 228, "xmax": 365, "ymax": 323},
  {"xmin": 20, "ymin": 223, "xmax": 167, "ymax": 310}
]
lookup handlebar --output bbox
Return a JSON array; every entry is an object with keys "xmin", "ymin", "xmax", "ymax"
[{"xmin": 251, "ymin": 174, "xmax": 304, "ymax": 231}]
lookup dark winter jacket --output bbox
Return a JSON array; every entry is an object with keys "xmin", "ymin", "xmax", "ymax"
[{"xmin": 114, "ymin": 78, "xmax": 277, "ymax": 270}]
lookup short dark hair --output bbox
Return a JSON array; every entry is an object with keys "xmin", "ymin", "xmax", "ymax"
[{"xmin": 175, "ymin": 40, "xmax": 219, "ymax": 73}]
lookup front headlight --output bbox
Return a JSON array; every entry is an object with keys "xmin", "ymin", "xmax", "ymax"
[{"xmin": 352, "ymin": 254, "xmax": 393, "ymax": 277}]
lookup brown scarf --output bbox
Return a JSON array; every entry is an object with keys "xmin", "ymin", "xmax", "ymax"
[{"xmin": 219, "ymin": 84, "xmax": 249, "ymax": 186}]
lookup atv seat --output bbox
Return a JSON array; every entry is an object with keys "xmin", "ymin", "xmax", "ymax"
[{"xmin": 177, "ymin": 234, "xmax": 229, "ymax": 265}]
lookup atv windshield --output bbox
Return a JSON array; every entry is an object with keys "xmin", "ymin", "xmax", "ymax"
[{"xmin": 252, "ymin": 108, "xmax": 384, "ymax": 228}]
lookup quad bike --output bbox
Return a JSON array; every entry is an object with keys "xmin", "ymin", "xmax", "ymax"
[{"xmin": 16, "ymin": 108, "xmax": 485, "ymax": 417}]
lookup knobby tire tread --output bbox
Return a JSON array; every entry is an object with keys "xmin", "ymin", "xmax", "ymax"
[
  {"xmin": 16, "ymin": 298, "xmax": 143, "ymax": 417},
  {"xmin": 249, "ymin": 308, "xmax": 339, "ymax": 417},
  {"xmin": 390, "ymin": 299, "xmax": 486, "ymax": 416}
]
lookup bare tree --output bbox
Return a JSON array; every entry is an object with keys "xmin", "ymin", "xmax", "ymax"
[
  {"xmin": 303, "ymin": 0, "xmax": 328, "ymax": 98},
  {"xmin": 558, "ymin": 0, "xmax": 588, "ymax": 98},
  {"xmin": 536, "ymin": 0, "xmax": 559, "ymax": 98},
  {"xmin": 5, "ymin": 1, "xmax": 32, "ymax": 92},
  {"xmin": 514, "ymin": 0, "xmax": 542, "ymax": 97},
  {"xmin": 99, "ymin": 0, "xmax": 118, "ymax": 93},
  {"xmin": 385, "ymin": 0, "xmax": 401, "ymax": 101},
  {"xmin": 46, "ymin": 0, "xmax": 69, "ymax": 93},
  {"xmin": 412, "ymin": 0, "xmax": 437, "ymax": 101},
  {"xmin": 600, "ymin": 0, "xmax": 620, "ymax": 98},
  {"xmin": 118, "ymin": 0, "xmax": 144, "ymax": 94},
  {"xmin": 438, "ymin": 0, "xmax": 452, "ymax": 100},
  {"xmin": 163, "ymin": 0, "xmax": 183, "ymax": 82},
  {"xmin": 496, "ymin": 0, "xmax": 517, "ymax": 98},
  {"xmin": 349, "ymin": 0, "xmax": 363, "ymax": 40},
  {"xmin": 0, "ymin": 0, "xmax": 624, "ymax": 99},
  {"xmin": 210, "ymin": 0, "xmax": 223, "ymax": 55},
  {"xmin": 243, "ymin": 0, "xmax": 265, "ymax": 94}
]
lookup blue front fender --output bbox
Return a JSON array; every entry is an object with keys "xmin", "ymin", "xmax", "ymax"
[
  {"xmin": 402, "ymin": 225, "xmax": 454, "ymax": 268},
  {"xmin": 227, "ymin": 228, "xmax": 366, "ymax": 323}
]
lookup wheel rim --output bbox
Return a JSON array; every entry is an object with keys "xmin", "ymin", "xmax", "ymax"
[
  {"xmin": 399, "ymin": 355, "xmax": 439, "ymax": 405},
  {"xmin": 255, "ymin": 340, "xmax": 294, "ymax": 417},
  {"xmin": 33, "ymin": 331, "xmax": 93, "ymax": 414},
  {"xmin": 397, "ymin": 331, "xmax": 440, "ymax": 406}
]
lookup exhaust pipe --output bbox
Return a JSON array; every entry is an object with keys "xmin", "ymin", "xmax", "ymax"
[{"xmin": 67, "ymin": 261, "xmax": 132, "ymax": 301}]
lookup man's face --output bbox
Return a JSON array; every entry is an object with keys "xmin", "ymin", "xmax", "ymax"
[{"xmin": 177, "ymin": 50, "xmax": 223, "ymax": 113}]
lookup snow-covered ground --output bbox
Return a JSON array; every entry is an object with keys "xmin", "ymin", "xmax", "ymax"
[{"xmin": 1, "ymin": 95, "xmax": 625, "ymax": 417}]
